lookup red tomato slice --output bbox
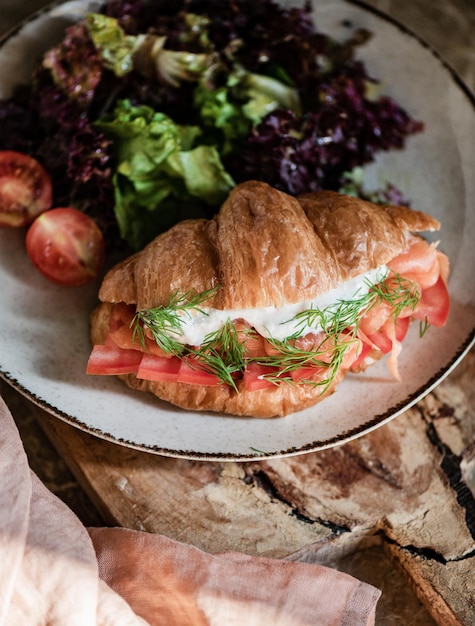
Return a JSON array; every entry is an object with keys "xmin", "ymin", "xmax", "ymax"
[
  {"xmin": 243, "ymin": 363, "xmax": 278, "ymax": 391},
  {"xmin": 0, "ymin": 151, "xmax": 53, "ymax": 227},
  {"xmin": 137, "ymin": 354, "xmax": 182, "ymax": 382},
  {"xmin": 137, "ymin": 355, "xmax": 222, "ymax": 386},
  {"xmin": 289, "ymin": 365, "xmax": 325, "ymax": 383},
  {"xmin": 178, "ymin": 357, "xmax": 221, "ymax": 386},
  {"xmin": 26, "ymin": 207, "xmax": 105, "ymax": 286},
  {"xmin": 86, "ymin": 342, "xmax": 143, "ymax": 375},
  {"xmin": 412, "ymin": 276, "xmax": 450, "ymax": 327}
]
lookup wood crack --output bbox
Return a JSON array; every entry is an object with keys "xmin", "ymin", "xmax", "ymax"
[
  {"xmin": 246, "ymin": 468, "xmax": 351, "ymax": 534},
  {"xmin": 290, "ymin": 508, "xmax": 352, "ymax": 534},
  {"xmin": 382, "ymin": 532, "xmax": 475, "ymax": 565},
  {"xmin": 424, "ymin": 418, "xmax": 475, "ymax": 540}
]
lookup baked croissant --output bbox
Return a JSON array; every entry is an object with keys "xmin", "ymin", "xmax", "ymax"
[{"xmin": 87, "ymin": 181, "xmax": 449, "ymax": 418}]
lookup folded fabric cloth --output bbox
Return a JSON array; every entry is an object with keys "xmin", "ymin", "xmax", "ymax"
[{"xmin": 0, "ymin": 394, "xmax": 381, "ymax": 625}]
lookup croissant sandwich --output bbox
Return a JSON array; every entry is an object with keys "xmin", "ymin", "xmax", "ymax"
[{"xmin": 86, "ymin": 181, "xmax": 450, "ymax": 418}]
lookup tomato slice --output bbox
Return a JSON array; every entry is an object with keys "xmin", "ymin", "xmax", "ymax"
[
  {"xmin": 178, "ymin": 357, "xmax": 221, "ymax": 386},
  {"xmin": 26, "ymin": 207, "xmax": 105, "ymax": 286},
  {"xmin": 86, "ymin": 341, "xmax": 143, "ymax": 375},
  {"xmin": 0, "ymin": 151, "xmax": 53, "ymax": 227},
  {"xmin": 243, "ymin": 363, "xmax": 279, "ymax": 391},
  {"xmin": 289, "ymin": 365, "xmax": 325, "ymax": 383},
  {"xmin": 137, "ymin": 354, "xmax": 182, "ymax": 382},
  {"xmin": 136, "ymin": 354, "xmax": 222, "ymax": 386},
  {"xmin": 412, "ymin": 276, "xmax": 450, "ymax": 327}
]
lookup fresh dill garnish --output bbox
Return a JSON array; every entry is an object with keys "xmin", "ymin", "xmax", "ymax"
[
  {"xmin": 189, "ymin": 319, "xmax": 246, "ymax": 390},
  {"xmin": 290, "ymin": 272, "xmax": 420, "ymax": 338},
  {"xmin": 419, "ymin": 317, "xmax": 430, "ymax": 337},
  {"xmin": 130, "ymin": 272, "xmax": 422, "ymax": 391},
  {"xmin": 248, "ymin": 333, "xmax": 356, "ymax": 393},
  {"xmin": 369, "ymin": 274, "xmax": 420, "ymax": 319},
  {"xmin": 249, "ymin": 446, "xmax": 270, "ymax": 455},
  {"xmin": 131, "ymin": 286, "xmax": 219, "ymax": 355},
  {"xmin": 290, "ymin": 291, "xmax": 371, "ymax": 339}
]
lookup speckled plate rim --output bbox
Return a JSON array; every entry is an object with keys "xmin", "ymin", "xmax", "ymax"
[{"xmin": 0, "ymin": 0, "xmax": 474, "ymax": 462}]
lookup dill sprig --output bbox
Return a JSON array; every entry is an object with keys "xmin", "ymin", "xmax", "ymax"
[
  {"xmin": 131, "ymin": 287, "xmax": 219, "ymax": 355},
  {"xmin": 369, "ymin": 274, "xmax": 420, "ymax": 319},
  {"xmin": 419, "ymin": 317, "xmax": 430, "ymax": 337},
  {"xmin": 189, "ymin": 319, "xmax": 246, "ymax": 390},
  {"xmin": 290, "ymin": 273, "xmax": 420, "ymax": 338},
  {"xmin": 247, "ymin": 333, "xmax": 357, "ymax": 392},
  {"xmin": 290, "ymin": 292, "xmax": 371, "ymax": 339}
]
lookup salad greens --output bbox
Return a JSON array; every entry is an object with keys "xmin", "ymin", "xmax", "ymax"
[
  {"xmin": 94, "ymin": 99, "xmax": 234, "ymax": 248},
  {"xmin": 0, "ymin": 0, "xmax": 423, "ymax": 253}
]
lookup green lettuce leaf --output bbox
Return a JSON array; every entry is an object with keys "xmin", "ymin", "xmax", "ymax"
[
  {"xmin": 95, "ymin": 100, "xmax": 234, "ymax": 250},
  {"xmin": 85, "ymin": 13, "xmax": 141, "ymax": 77},
  {"xmin": 86, "ymin": 13, "xmax": 212, "ymax": 85}
]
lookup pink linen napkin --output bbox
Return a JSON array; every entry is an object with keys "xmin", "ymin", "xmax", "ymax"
[{"xmin": 0, "ymin": 394, "xmax": 381, "ymax": 625}]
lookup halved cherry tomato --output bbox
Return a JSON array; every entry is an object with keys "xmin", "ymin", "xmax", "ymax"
[
  {"xmin": 0, "ymin": 151, "xmax": 52, "ymax": 227},
  {"xmin": 26, "ymin": 207, "xmax": 105, "ymax": 286},
  {"xmin": 86, "ymin": 340, "xmax": 143, "ymax": 375}
]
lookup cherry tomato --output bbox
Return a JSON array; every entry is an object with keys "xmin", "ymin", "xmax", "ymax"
[
  {"xmin": 26, "ymin": 208, "xmax": 105, "ymax": 286},
  {"xmin": 0, "ymin": 151, "xmax": 53, "ymax": 227}
]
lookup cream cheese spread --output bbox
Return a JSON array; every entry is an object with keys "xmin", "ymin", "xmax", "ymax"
[{"xmin": 174, "ymin": 266, "xmax": 389, "ymax": 345}]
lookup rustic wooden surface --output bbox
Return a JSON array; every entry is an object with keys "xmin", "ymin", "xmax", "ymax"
[{"xmin": 1, "ymin": 1, "xmax": 475, "ymax": 625}]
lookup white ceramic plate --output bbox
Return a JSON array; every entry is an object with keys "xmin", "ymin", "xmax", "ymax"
[{"xmin": 1, "ymin": 0, "xmax": 474, "ymax": 461}]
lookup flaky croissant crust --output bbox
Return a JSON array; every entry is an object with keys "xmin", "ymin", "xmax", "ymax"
[{"xmin": 91, "ymin": 181, "xmax": 440, "ymax": 417}]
